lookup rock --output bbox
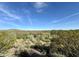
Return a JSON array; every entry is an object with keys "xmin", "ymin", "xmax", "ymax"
[{"xmin": 15, "ymin": 48, "xmax": 46, "ymax": 57}]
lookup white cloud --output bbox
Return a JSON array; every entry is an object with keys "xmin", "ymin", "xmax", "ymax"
[
  {"xmin": 0, "ymin": 8, "xmax": 21, "ymax": 20},
  {"xmin": 0, "ymin": 4, "xmax": 33, "ymax": 27},
  {"xmin": 33, "ymin": 2, "xmax": 47, "ymax": 13},
  {"xmin": 0, "ymin": 4, "xmax": 27, "ymax": 25},
  {"xmin": 36, "ymin": 9, "xmax": 43, "ymax": 13},
  {"xmin": 0, "ymin": 8, "xmax": 33, "ymax": 26},
  {"xmin": 34, "ymin": 2, "xmax": 47, "ymax": 9},
  {"xmin": 23, "ymin": 10, "xmax": 33, "ymax": 25},
  {"xmin": 0, "ymin": 18, "xmax": 20, "ymax": 27},
  {"xmin": 51, "ymin": 12, "xmax": 79, "ymax": 24},
  {"xmin": 27, "ymin": 14, "xmax": 33, "ymax": 25},
  {"xmin": 0, "ymin": 8, "xmax": 24, "ymax": 27}
]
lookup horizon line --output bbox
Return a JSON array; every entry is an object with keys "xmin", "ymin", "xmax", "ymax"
[{"xmin": 0, "ymin": 28, "xmax": 79, "ymax": 31}]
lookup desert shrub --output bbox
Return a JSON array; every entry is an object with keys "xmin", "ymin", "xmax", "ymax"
[
  {"xmin": 50, "ymin": 30, "xmax": 79, "ymax": 57},
  {"xmin": 0, "ymin": 31, "xmax": 16, "ymax": 53}
]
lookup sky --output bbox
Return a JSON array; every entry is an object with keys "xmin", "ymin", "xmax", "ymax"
[{"xmin": 0, "ymin": 2, "xmax": 79, "ymax": 30}]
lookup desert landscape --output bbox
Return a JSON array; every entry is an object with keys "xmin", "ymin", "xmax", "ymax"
[
  {"xmin": 0, "ymin": 29, "xmax": 79, "ymax": 57},
  {"xmin": 0, "ymin": 2, "xmax": 79, "ymax": 57}
]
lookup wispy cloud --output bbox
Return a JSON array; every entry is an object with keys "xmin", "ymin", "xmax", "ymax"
[
  {"xmin": 34, "ymin": 2, "xmax": 47, "ymax": 9},
  {"xmin": 0, "ymin": 8, "xmax": 33, "ymax": 27},
  {"xmin": 27, "ymin": 15, "xmax": 33, "ymax": 25},
  {"xmin": 0, "ymin": 8, "xmax": 21, "ymax": 21},
  {"xmin": 51, "ymin": 12, "xmax": 79, "ymax": 24},
  {"xmin": 0, "ymin": 8, "xmax": 23, "ymax": 27},
  {"xmin": 0, "ymin": 18, "xmax": 20, "ymax": 27},
  {"xmin": 24, "ymin": 10, "xmax": 33, "ymax": 25},
  {"xmin": 33, "ymin": 2, "xmax": 47, "ymax": 13}
]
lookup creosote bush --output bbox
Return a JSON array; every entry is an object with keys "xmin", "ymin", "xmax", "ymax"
[
  {"xmin": 0, "ymin": 31, "xmax": 16, "ymax": 53},
  {"xmin": 50, "ymin": 30, "xmax": 79, "ymax": 57}
]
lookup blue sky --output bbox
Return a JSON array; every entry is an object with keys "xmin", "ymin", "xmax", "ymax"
[{"xmin": 0, "ymin": 2, "xmax": 79, "ymax": 30}]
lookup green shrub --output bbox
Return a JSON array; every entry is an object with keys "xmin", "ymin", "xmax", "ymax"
[
  {"xmin": 50, "ymin": 30, "xmax": 79, "ymax": 57},
  {"xmin": 0, "ymin": 31, "xmax": 16, "ymax": 53}
]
